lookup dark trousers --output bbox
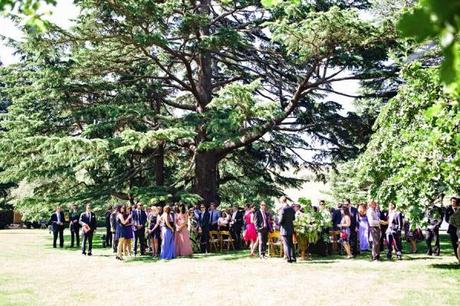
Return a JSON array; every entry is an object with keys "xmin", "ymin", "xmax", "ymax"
[
  {"xmin": 70, "ymin": 228, "xmax": 80, "ymax": 247},
  {"xmin": 448, "ymin": 230, "xmax": 459, "ymax": 258},
  {"xmin": 258, "ymin": 228, "xmax": 268, "ymax": 256},
  {"xmin": 370, "ymin": 226, "xmax": 381, "ymax": 260},
  {"xmin": 425, "ymin": 227, "xmax": 440, "ymax": 255},
  {"xmin": 231, "ymin": 226, "xmax": 242, "ymax": 250},
  {"xmin": 53, "ymin": 228, "xmax": 64, "ymax": 248},
  {"xmin": 82, "ymin": 231, "xmax": 93, "ymax": 254},
  {"xmin": 105, "ymin": 227, "xmax": 112, "ymax": 247},
  {"xmin": 387, "ymin": 231, "xmax": 402, "ymax": 257},
  {"xmin": 350, "ymin": 230, "xmax": 358, "ymax": 256},
  {"xmin": 134, "ymin": 229, "xmax": 146, "ymax": 255},
  {"xmin": 112, "ymin": 232, "xmax": 118, "ymax": 253},
  {"xmin": 200, "ymin": 229, "xmax": 210, "ymax": 253},
  {"xmin": 281, "ymin": 234, "xmax": 296, "ymax": 262}
]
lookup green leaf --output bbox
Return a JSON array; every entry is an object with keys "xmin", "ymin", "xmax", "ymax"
[{"xmin": 398, "ymin": 8, "xmax": 435, "ymax": 42}]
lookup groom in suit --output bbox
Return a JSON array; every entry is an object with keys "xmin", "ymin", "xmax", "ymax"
[
  {"xmin": 49, "ymin": 206, "xmax": 65, "ymax": 248},
  {"xmin": 278, "ymin": 196, "xmax": 296, "ymax": 263},
  {"xmin": 255, "ymin": 201, "xmax": 272, "ymax": 258},
  {"xmin": 79, "ymin": 204, "xmax": 97, "ymax": 256}
]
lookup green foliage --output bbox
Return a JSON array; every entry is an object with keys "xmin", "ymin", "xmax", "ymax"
[
  {"xmin": 335, "ymin": 63, "xmax": 460, "ymax": 224},
  {"xmin": 398, "ymin": 0, "xmax": 460, "ymax": 93}
]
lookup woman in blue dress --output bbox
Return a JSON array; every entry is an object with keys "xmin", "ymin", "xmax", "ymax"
[
  {"xmin": 160, "ymin": 205, "xmax": 176, "ymax": 260},
  {"xmin": 148, "ymin": 206, "xmax": 161, "ymax": 257},
  {"xmin": 357, "ymin": 204, "xmax": 370, "ymax": 252}
]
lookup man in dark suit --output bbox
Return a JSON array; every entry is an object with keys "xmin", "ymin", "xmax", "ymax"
[
  {"xmin": 104, "ymin": 206, "xmax": 112, "ymax": 248},
  {"xmin": 445, "ymin": 197, "xmax": 459, "ymax": 259},
  {"xmin": 424, "ymin": 202, "xmax": 444, "ymax": 256},
  {"xmin": 79, "ymin": 204, "xmax": 97, "ymax": 256},
  {"xmin": 278, "ymin": 196, "xmax": 296, "ymax": 263},
  {"xmin": 69, "ymin": 205, "xmax": 80, "ymax": 248},
  {"xmin": 255, "ymin": 201, "xmax": 272, "ymax": 258},
  {"xmin": 230, "ymin": 206, "xmax": 244, "ymax": 250},
  {"xmin": 49, "ymin": 206, "xmax": 65, "ymax": 248},
  {"xmin": 198, "ymin": 204, "xmax": 211, "ymax": 253},
  {"xmin": 132, "ymin": 203, "xmax": 147, "ymax": 256},
  {"xmin": 344, "ymin": 199, "xmax": 359, "ymax": 256}
]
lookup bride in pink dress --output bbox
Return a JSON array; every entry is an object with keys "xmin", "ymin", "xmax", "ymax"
[
  {"xmin": 243, "ymin": 204, "xmax": 258, "ymax": 256},
  {"xmin": 175, "ymin": 205, "xmax": 193, "ymax": 257}
]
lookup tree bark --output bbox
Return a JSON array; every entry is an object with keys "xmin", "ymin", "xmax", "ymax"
[
  {"xmin": 154, "ymin": 143, "xmax": 165, "ymax": 186},
  {"xmin": 194, "ymin": 150, "xmax": 219, "ymax": 204}
]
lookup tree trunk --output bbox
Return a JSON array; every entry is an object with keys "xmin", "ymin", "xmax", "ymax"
[
  {"xmin": 154, "ymin": 143, "xmax": 164, "ymax": 186},
  {"xmin": 194, "ymin": 150, "xmax": 219, "ymax": 204}
]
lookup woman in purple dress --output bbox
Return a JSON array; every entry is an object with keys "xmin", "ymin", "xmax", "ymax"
[
  {"xmin": 160, "ymin": 205, "xmax": 176, "ymax": 260},
  {"xmin": 357, "ymin": 204, "xmax": 370, "ymax": 252}
]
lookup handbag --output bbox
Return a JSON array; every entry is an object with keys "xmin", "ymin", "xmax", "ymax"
[
  {"xmin": 82, "ymin": 224, "xmax": 91, "ymax": 234},
  {"xmin": 340, "ymin": 230, "xmax": 348, "ymax": 240}
]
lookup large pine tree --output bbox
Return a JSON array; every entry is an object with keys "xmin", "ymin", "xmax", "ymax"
[{"xmin": 0, "ymin": 0, "xmax": 396, "ymax": 214}]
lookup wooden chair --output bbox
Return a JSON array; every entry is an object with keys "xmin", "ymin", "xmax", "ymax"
[
  {"xmin": 330, "ymin": 230, "xmax": 340, "ymax": 254},
  {"xmin": 268, "ymin": 230, "xmax": 284, "ymax": 257},
  {"xmin": 209, "ymin": 230, "xmax": 221, "ymax": 252},
  {"xmin": 220, "ymin": 231, "xmax": 235, "ymax": 251}
]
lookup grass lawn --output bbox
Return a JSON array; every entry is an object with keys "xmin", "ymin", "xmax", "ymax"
[{"xmin": 0, "ymin": 229, "xmax": 459, "ymax": 306}]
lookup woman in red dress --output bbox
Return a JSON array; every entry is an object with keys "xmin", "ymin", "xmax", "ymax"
[{"xmin": 243, "ymin": 204, "xmax": 258, "ymax": 256}]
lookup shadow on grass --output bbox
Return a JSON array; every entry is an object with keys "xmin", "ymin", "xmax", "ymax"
[{"xmin": 430, "ymin": 263, "xmax": 460, "ymax": 270}]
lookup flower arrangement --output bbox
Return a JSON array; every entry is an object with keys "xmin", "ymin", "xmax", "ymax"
[{"xmin": 294, "ymin": 197, "xmax": 332, "ymax": 244}]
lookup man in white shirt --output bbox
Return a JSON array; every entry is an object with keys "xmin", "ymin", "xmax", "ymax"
[{"xmin": 367, "ymin": 201, "xmax": 381, "ymax": 261}]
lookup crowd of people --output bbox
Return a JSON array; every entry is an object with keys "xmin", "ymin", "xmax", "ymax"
[{"xmin": 48, "ymin": 196, "xmax": 460, "ymax": 264}]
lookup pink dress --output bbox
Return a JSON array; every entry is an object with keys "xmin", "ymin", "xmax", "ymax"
[
  {"xmin": 175, "ymin": 213, "xmax": 193, "ymax": 256},
  {"xmin": 243, "ymin": 212, "xmax": 257, "ymax": 242}
]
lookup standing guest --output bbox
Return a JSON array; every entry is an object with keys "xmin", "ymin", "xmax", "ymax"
[
  {"xmin": 332, "ymin": 203, "xmax": 343, "ymax": 231},
  {"xmin": 69, "ymin": 205, "xmax": 80, "ymax": 248},
  {"xmin": 79, "ymin": 204, "xmax": 97, "ymax": 256},
  {"xmin": 445, "ymin": 197, "xmax": 459, "ymax": 260},
  {"xmin": 318, "ymin": 200, "xmax": 331, "ymax": 256},
  {"xmin": 243, "ymin": 204, "xmax": 258, "ymax": 256},
  {"xmin": 50, "ymin": 206, "xmax": 65, "ymax": 248},
  {"xmin": 104, "ymin": 206, "xmax": 112, "ymax": 248},
  {"xmin": 148, "ymin": 206, "xmax": 161, "ymax": 257},
  {"xmin": 357, "ymin": 204, "xmax": 370, "ymax": 252},
  {"xmin": 339, "ymin": 207, "xmax": 353, "ymax": 259},
  {"xmin": 424, "ymin": 202, "xmax": 444, "ymax": 256},
  {"xmin": 193, "ymin": 203, "xmax": 201, "ymax": 221},
  {"xmin": 110, "ymin": 205, "xmax": 120, "ymax": 253},
  {"xmin": 116, "ymin": 205, "xmax": 128, "ymax": 260},
  {"xmin": 278, "ymin": 196, "xmax": 296, "ymax": 263},
  {"xmin": 132, "ymin": 203, "xmax": 148, "ymax": 256},
  {"xmin": 230, "ymin": 206, "xmax": 244, "ymax": 250},
  {"xmin": 367, "ymin": 201, "xmax": 381, "ymax": 261},
  {"xmin": 218, "ymin": 212, "xmax": 230, "ymax": 231},
  {"xmin": 124, "ymin": 206, "xmax": 134, "ymax": 256},
  {"xmin": 255, "ymin": 201, "xmax": 271, "ymax": 259},
  {"xmin": 386, "ymin": 203, "xmax": 403, "ymax": 260},
  {"xmin": 209, "ymin": 202, "xmax": 221, "ymax": 231},
  {"xmin": 404, "ymin": 220, "xmax": 418, "ymax": 254},
  {"xmin": 198, "ymin": 204, "xmax": 211, "ymax": 253},
  {"xmin": 343, "ymin": 199, "xmax": 359, "ymax": 256},
  {"xmin": 175, "ymin": 204, "xmax": 193, "ymax": 257},
  {"xmin": 160, "ymin": 205, "xmax": 176, "ymax": 260},
  {"xmin": 447, "ymin": 205, "xmax": 460, "ymax": 264},
  {"xmin": 378, "ymin": 205, "xmax": 389, "ymax": 255}
]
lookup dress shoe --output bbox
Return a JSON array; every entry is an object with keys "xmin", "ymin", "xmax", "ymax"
[
  {"xmin": 88, "ymin": 252, "xmax": 92, "ymax": 256},
  {"xmin": 82, "ymin": 252, "xmax": 86, "ymax": 256}
]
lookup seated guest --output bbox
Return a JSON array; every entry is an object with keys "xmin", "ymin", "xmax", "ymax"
[
  {"xmin": 50, "ymin": 206, "xmax": 65, "ymax": 248},
  {"xmin": 69, "ymin": 205, "xmax": 80, "ymax": 248},
  {"xmin": 218, "ymin": 212, "xmax": 230, "ymax": 231},
  {"xmin": 79, "ymin": 204, "xmax": 97, "ymax": 256}
]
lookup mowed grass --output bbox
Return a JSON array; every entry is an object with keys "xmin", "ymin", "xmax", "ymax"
[{"xmin": 0, "ymin": 229, "xmax": 459, "ymax": 306}]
